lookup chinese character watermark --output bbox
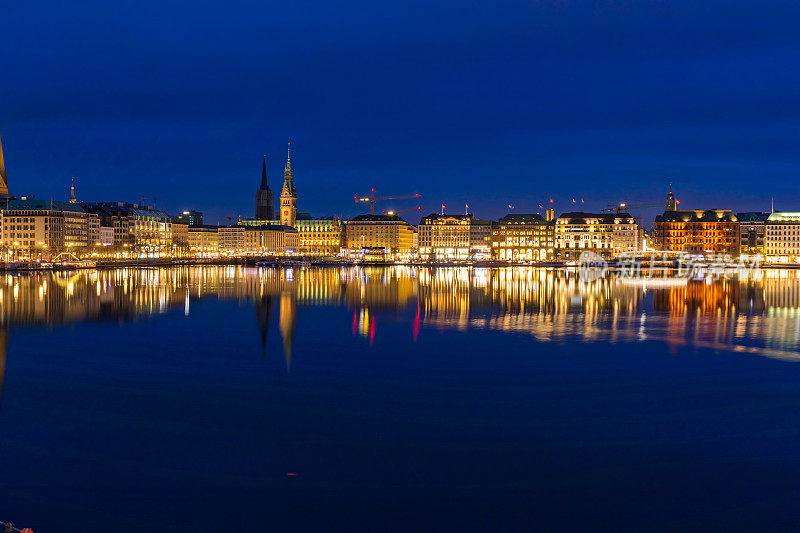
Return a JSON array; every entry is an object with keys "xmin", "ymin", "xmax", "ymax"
[{"xmin": 577, "ymin": 252, "xmax": 762, "ymax": 280}]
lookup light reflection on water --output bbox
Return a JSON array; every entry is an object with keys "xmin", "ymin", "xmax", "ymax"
[
  {"xmin": 5, "ymin": 266, "xmax": 800, "ymax": 531},
  {"xmin": 1, "ymin": 266, "xmax": 800, "ymax": 362}
]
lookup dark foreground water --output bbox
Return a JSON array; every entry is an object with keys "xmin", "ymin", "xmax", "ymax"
[{"xmin": 2, "ymin": 266, "xmax": 800, "ymax": 531}]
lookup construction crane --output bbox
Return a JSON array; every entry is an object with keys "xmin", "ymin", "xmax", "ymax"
[
  {"xmin": 383, "ymin": 206, "xmax": 422, "ymax": 216},
  {"xmin": 602, "ymin": 202, "xmax": 663, "ymax": 213},
  {"xmin": 355, "ymin": 189, "xmax": 422, "ymax": 215}
]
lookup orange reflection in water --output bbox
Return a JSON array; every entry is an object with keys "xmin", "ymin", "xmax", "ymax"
[{"xmin": 1, "ymin": 266, "xmax": 799, "ymax": 366}]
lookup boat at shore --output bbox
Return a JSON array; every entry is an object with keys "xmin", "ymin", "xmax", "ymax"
[
  {"xmin": 256, "ymin": 257, "xmax": 312, "ymax": 268},
  {"xmin": 313, "ymin": 257, "xmax": 353, "ymax": 266},
  {"xmin": 283, "ymin": 258, "xmax": 311, "ymax": 268},
  {"xmin": 3, "ymin": 261, "xmax": 53, "ymax": 271}
]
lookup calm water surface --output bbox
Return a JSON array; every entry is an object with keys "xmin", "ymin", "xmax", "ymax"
[{"xmin": 3, "ymin": 266, "xmax": 800, "ymax": 531}]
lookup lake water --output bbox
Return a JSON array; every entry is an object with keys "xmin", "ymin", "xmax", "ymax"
[{"xmin": 2, "ymin": 266, "xmax": 800, "ymax": 531}]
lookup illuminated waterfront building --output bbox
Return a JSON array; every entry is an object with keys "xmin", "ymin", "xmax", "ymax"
[
  {"xmin": 188, "ymin": 225, "xmax": 219, "ymax": 256},
  {"xmin": 240, "ymin": 216, "xmax": 343, "ymax": 256},
  {"xmin": 218, "ymin": 226, "xmax": 246, "ymax": 254},
  {"xmin": 653, "ymin": 209, "xmax": 739, "ymax": 255},
  {"xmin": 171, "ymin": 219, "xmax": 190, "ymax": 256},
  {"xmin": 491, "ymin": 213, "xmax": 555, "ymax": 261},
  {"xmin": 294, "ymin": 218, "xmax": 343, "ymax": 256},
  {"xmin": 470, "ymin": 219, "xmax": 492, "ymax": 259},
  {"xmin": 418, "ymin": 214, "xmax": 492, "ymax": 261},
  {"xmin": 612, "ymin": 215, "xmax": 642, "ymax": 255},
  {"xmin": 555, "ymin": 212, "xmax": 639, "ymax": 260},
  {"xmin": 1, "ymin": 199, "xmax": 95, "ymax": 257},
  {"xmin": 111, "ymin": 215, "xmax": 131, "ymax": 247},
  {"xmin": 219, "ymin": 224, "xmax": 299, "ymax": 255},
  {"xmin": 84, "ymin": 203, "xmax": 135, "ymax": 250},
  {"xmin": 87, "ymin": 211, "xmax": 100, "ymax": 247},
  {"xmin": 86, "ymin": 203, "xmax": 175, "ymax": 254},
  {"xmin": 344, "ymin": 214, "xmax": 417, "ymax": 260},
  {"xmin": 418, "ymin": 214, "xmax": 469, "ymax": 260},
  {"xmin": 127, "ymin": 207, "xmax": 175, "ymax": 254},
  {"xmin": 652, "ymin": 211, "xmax": 686, "ymax": 252},
  {"xmin": 84, "ymin": 202, "xmax": 196, "ymax": 256},
  {"xmin": 765, "ymin": 212, "xmax": 800, "ymax": 263},
  {"xmin": 74, "ymin": 214, "xmax": 98, "ymax": 248},
  {"xmin": 99, "ymin": 226, "xmax": 114, "ymax": 246},
  {"xmin": 243, "ymin": 225, "xmax": 299, "ymax": 255},
  {"xmin": 279, "ymin": 145, "xmax": 297, "ymax": 227},
  {"xmin": 737, "ymin": 212, "xmax": 770, "ymax": 257},
  {"xmin": 255, "ymin": 156, "xmax": 274, "ymax": 221}
]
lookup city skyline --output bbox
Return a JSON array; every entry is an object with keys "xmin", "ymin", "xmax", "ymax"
[
  {"xmin": 6, "ymin": 123, "xmax": 800, "ymax": 265},
  {"xmin": 0, "ymin": 127, "xmax": 791, "ymax": 230},
  {"xmin": 3, "ymin": 1, "xmax": 800, "ymax": 225}
]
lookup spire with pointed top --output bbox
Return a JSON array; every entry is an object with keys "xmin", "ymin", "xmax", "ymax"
[
  {"xmin": 260, "ymin": 155, "xmax": 268, "ymax": 189},
  {"xmin": 279, "ymin": 141, "xmax": 297, "ymax": 226},
  {"xmin": 281, "ymin": 141, "xmax": 296, "ymax": 197},
  {"xmin": 69, "ymin": 176, "xmax": 77, "ymax": 203},
  {"xmin": 0, "ymin": 130, "xmax": 9, "ymax": 197},
  {"xmin": 666, "ymin": 183, "xmax": 676, "ymax": 212},
  {"xmin": 255, "ymin": 154, "xmax": 274, "ymax": 220}
]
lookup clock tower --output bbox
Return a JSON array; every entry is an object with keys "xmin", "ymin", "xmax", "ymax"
[{"xmin": 280, "ymin": 143, "xmax": 297, "ymax": 227}]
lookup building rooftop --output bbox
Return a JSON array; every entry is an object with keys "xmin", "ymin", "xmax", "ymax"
[
  {"xmin": 128, "ymin": 207, "xmax": 174, "ymax": 219},
  {"xmin": 557, "ymin": 212, "xmax": 634, "ymax": 224},
  {"xmin": 188, "ymin": 224, "xmax": 221, "ymax": 231},
  {"xmin": 5, "ymin": 198, "xmax": 87, "ymax": 213},
  {"xmin": 244, "ymin": 223, "xmax": 298, "ymax": 232},
  {"xmin": 83, "ymin": 204, "xmax": 118, "ymax": 218},
  {"xmin": 767, "ymin": 212, "xmax": 800, "ymax": 222},
  {"xmin": 655, "ymin": 209, "xmax": 737, "ymax": 223},
  {"xmin": 737, "ymin": 211, "xmax": 771, "ymax": 222},
  {"xmin": 348, "ymin": 214, "xmax": 407, "ymax": 223},
  {"xmin": 497, "ymin": 213, "xmax": 547, "ymax": 224},
  {"xmin": 420, "ymin": 213, "xmax": 472, "ymax": 222}
]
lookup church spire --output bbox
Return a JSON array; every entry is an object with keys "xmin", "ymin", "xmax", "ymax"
[
  {"xmin": 279, "ymin": 141, "xmax": 297, "ymax": 227},
  {"xmin": 281, "ymin": 142, "xmax": 296, "ymax": 197},
  {"xmin": 260, "ymin": 155, "xmax": 268, "ymax": 189},
  {"xmin": 255, "ymin": 154, "xmax": 274, "ymax": 220},
  {"xmin": 0, "ymin": 130, "xmax": 9, "ymax": 197},
  {"xmin": 69, "ymin": 176, "xmax": 77, "ymax": 203}
]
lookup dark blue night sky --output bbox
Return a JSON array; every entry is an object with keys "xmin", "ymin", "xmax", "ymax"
[{"xmin": 3, "ymin": 0, "xmax": 800, "ymax": 225}]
